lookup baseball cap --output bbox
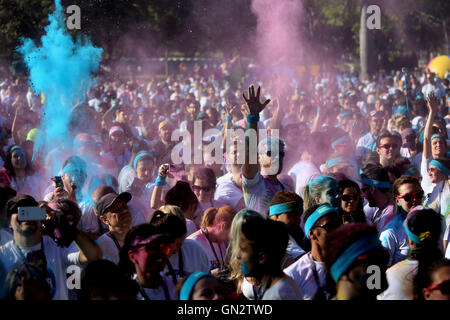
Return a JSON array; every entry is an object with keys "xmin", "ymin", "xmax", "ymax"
[
  {"xmin": 96, "ymin": 192, "xmax": 132, "ymax": 216},
  {"xmin": 6, "ymin": 194, "xmax": 39, "ymax": 219}
]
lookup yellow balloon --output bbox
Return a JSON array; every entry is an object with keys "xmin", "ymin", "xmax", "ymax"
[{"xmin": 426, "ymin": 55, "xmax": 450, "ymax": 79}]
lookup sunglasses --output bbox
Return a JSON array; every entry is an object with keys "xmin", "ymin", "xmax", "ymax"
[
  {"xmin": 378, "ymin": 143, "xmax": 399, "ymax": 150},
  {"xmin": 342, "ymin": 194, "xmax": 359, "ymax": 202},
  {"xmin": 192, "ymin": 185, "xmax": 213, "ymax": 193},
  {"xmin": 426, "ymin": 280, "xmax": 450, "ymax": 295},
  {"xmin": 396, "ymin": 190, "xmax": 424, "ymax": 203},
  {"xmin": 316, "ymin": 219, "xmax": 342, "ymax": 233}
]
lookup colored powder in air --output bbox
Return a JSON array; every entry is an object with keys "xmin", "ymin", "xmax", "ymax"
[{"xmin": 17, "ymin": 0, "xmax": 102, "ymax": 175}]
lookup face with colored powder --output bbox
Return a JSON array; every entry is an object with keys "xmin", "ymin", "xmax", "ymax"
[
  {"xmin": 62, "ymin": 167, "xmax": 86, "ymax": 194},
  {"xmin": 136, "ymin": 158, "xmax": 154, "ymax": 184},
  {"xmin": 11, "ymin": 148, "xmax": 27, "ymax": 169},
  {"xmin": 318, "ymin": 181, "xmax": 341, "ymax": 208},
  {"xmin": 237, "ymin": 232, "xmax": 259, "ymax": 278}
]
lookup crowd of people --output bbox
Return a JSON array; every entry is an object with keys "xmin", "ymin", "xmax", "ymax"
[{"xmin": 0, "ymin": 57, "xmax": 449, "ymax": 300}]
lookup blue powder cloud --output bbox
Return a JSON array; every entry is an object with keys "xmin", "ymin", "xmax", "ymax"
[{"xmin": 17, "ymin": 0, "xmax": 102, "ymax": 175}]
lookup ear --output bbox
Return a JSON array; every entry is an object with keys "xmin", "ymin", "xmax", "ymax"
[
  {"xmin": 99, "ymin": 215, "xmax": 109, "ymax": 226},
  {"xmin": 309, "ymin": 229, "xmax": 318, "ymax": 241},
  {"xmin": 128, "ymin": 250, "xmax": 137, "ymax": 264}
]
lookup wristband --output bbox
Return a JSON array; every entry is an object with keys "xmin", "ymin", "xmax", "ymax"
[
  {"xmin": 225, "ymin": 115, "xmax": 231, "ymax": 123},
  {"xmin": 155, "ymin": 175, "xmax": 166, "ymax": 186},
  {"xmin": 246, "ymin": 114, "xmax": 260, "ymax": 124}
]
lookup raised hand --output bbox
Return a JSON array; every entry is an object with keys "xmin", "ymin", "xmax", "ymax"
[
  {"xmin": 426, "ymin": 92, "xmax": 439, "ymax": 113},
  {"xmin": 158, "ymin": 163, "xmax": 170, "ymax": 178},
  {"xmin": 242, "ymin": 85, "xmax": 271, "ymax": 115}
]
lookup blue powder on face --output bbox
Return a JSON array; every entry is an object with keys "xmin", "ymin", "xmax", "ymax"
[{"xmin": 16, "ymin": 0, "xmax": 102, "ymax": 175}]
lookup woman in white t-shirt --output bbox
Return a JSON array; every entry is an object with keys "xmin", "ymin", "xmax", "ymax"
[
  {"xmin": 148, "ymin": 205, "xmax": 210, "ymax": 286},
  {"xmin": 234, "ymin": 209, "xmax": 302, "ymax": 300}
]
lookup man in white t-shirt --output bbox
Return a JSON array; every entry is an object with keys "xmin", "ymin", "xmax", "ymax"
[
  {"xmin": 284, "ymin": 204, "xmax": 342, "ymax": 300},
  {"xmin": 214, "ymin": 142, "xmax": 245, "ymax": 211},
  {"xmin": 0, "ymin": 195, "xmax": 102, "ymax": 300},
  {"xmin": 95, "ymin": 191, "xmax": 133, "ymax": 265},
  {"xmin": 356, "ymin": 111, "xmax": 385, "ymax": 164},
  {"xmin": 241, "ymin": 85, "xmax": 287, "ymax": 216}
]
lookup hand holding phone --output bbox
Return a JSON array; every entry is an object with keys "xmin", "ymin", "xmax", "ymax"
[{"xmin": 18, "ymin": 207, "xmax": 46, "ymax": 221}]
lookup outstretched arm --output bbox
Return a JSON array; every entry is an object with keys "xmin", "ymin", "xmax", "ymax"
[
  {"xmin": 242, "ymin": 85, "xmax": 271, "ymax": 179},
  {"xmin": 150, "ymin": 164, "xmax": 169, "ymax": 210},
  {"xmin": 423, "ymin": 92, "xmax": 439, "ymax": 160}
]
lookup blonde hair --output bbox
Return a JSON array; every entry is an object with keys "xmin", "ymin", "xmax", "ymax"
[
  {"xmin": 156, "ymin": 205, "xmax": 186, "ymax": 224},
  {"xmin": 226, "ymin": 208, "xmax": 262, "ymax": 294},
  {"xmin": 302, "ymin": 176, "xmax": 337, "ymax": 210}
]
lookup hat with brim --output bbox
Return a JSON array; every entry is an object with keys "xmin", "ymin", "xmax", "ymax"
[{"xmin": 96, "ymin": 192, "xmax": 132, "ymax": 216}]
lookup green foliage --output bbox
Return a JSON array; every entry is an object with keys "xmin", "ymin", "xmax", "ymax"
[{"xmin": 0, "ymin": 0, "xmax": 448, "ymax": 70}]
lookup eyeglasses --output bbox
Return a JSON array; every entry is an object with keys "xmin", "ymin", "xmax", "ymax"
[
  {"xmin": 132, "ymin": 242, "xmax": 171, "ymax": 256},
  {"xmin": 426, "ymin": 280, "xmax": 450, "ymax": 295},
  {"xmin": 192, "ymin": 185, "xmax": 213, "ymax": 193},
  {"xmin": 316, "ymin": 219, "xmax": 342, "ymax": 233},
  {"xmin": 342, "ymin": 194, "xmax": 359, "ymax": 202},
  {"xmin": 378, "ymin": 143, "xmax": 399, "ymax": 150},
  {"xmin": 396, "ymin": 190, "xmax": 424, "ymax": 203}
]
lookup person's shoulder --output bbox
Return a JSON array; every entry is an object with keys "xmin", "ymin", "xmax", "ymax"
[
  {"xmin": 186, "ymin": 229, "xmax": 202, "ymax": 240},
  {"xmin": 284, "ymin": 251, "xmax": 309, "ymax": 273},
  {"xmin": 216, "ymin": 172, "xmax": 232, "ymax": 184},
  {"xmin": 182, "ymin": 238, "xmax": 208, "ymax": 255}
]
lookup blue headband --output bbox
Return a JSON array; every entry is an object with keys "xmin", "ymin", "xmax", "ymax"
[
  {"xmin": 431, "ymin": 134, "xmax": 444, "ymax": 143},
  {"xmin": 330, "ymin": 234, "xmax": 382, "ymax": 282},
  {"xmin": 309, "ymin": 176, "xmax": 334, "ymax": 190},
  {"xmin": 403, "ymin": 220, "xmax": 422, "ymax": 244},
  {"xmin": 429, "ymin": 160, "xmax": 450, "ymax": 177},
  {"xmin": 327, "ymin": 157, "xmax": 350, "ymax": 168},
  {"xmin": 62, "ymin": 164, "xmax": 86, "ymax": 176},
  {"xmin": 179, "ymin": 272, "xmax": 215, "ymax": 300},
  {"xmin": 361, "ymin": 176, "xmax": 391, "ymax": 189},
  {"xmin": 331, "ymin": 136, "xmax": 351, "ymax": 149},
  {"xmin": 133, "ymin": 151, "xmax": 153, "ymax": 170},
  {"xmin": 304, "ymin": 205, "xmax": 338, "ymax": 239},
  {"xmin": 269, "ymin": 201, "xmax": 302, "ymax": 216},
  {"xmin": 402, "ymin": 166, "xmax": 419, "ymax": 176},
  {"xmin": 10, "ymin": 145, "xmax": 24, "ymax": 154}
]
